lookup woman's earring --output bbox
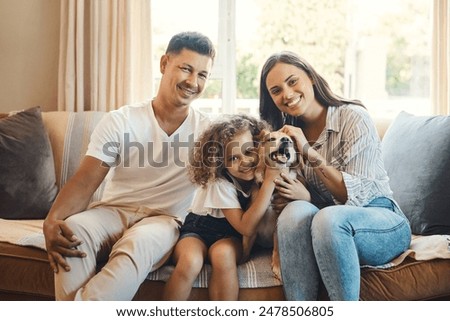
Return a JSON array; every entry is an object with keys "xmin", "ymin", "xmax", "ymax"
[{"xmin": 282, "ymin": 113, "xmax": 287, "ymax": 125}]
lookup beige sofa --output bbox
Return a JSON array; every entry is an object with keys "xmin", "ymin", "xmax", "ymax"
[{"xmin": 0, "ymin": 109, "xmax": 449, "ymax": 300}]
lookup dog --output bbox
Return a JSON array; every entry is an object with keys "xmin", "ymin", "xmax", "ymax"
[{"xmin": 242, "ymin": 130, "xmax": 300, "ymax": 280}]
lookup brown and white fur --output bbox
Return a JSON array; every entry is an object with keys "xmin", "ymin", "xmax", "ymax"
[{"xmin": 242, "ymin": 130, "xmax": 300, "ymax": 280}]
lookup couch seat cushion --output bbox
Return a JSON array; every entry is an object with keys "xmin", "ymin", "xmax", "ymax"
[
  {"xmin": 360, "ymin": 257, "xmax": 450, "ymax": 300},
  {"xmin": 0, "ymin": 242, "xmax": 54, "ymax": 299}
]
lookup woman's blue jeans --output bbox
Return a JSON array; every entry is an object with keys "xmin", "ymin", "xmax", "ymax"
[{"xmin": 277, "ymin": 197, "xmax": 411, "ymax": 301}]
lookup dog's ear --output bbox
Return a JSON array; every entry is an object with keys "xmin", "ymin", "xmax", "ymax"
[
  {"xmin": 257, "ymin": 129, "xmax": 270, "ymax": 144},
  {"xmin": 254, "ymin": 130, "xmax": 269, "ymax": 185}
]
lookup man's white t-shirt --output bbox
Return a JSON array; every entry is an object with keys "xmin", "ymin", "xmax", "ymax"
[{"xmin": 86, "ymin": 100, "xmax": 211, "ymax": 219}]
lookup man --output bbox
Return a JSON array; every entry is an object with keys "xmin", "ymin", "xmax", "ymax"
[{"xmin": 43, "ymin": 31, "xmax": 215, "ymax": 300}]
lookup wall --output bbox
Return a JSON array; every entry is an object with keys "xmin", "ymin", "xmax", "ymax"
[{"xmin": 0, "ymin": 0, "xmax": 60, "ymax": 113}]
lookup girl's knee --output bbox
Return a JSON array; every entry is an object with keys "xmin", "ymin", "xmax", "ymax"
[
  {"xmin": 175, "ymin": 253, "xmax": 204, "ymax": 278},
  {"xmin": 209, "ymin": 240, "xmax": 240, "ymax": 268}
]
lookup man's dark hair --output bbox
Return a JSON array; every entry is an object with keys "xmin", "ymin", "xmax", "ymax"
[{"xmin": 166, "ymin": 31, "xmax": 216, "ymax": 61}]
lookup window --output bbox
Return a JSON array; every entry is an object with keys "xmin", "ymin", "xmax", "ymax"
[
  {"xmin": 347, "ymin": 0, "xmax": 432, "ymax": 118},
  {"xmin": 151, "ymin": 0, "xmax": 432, "ymax": 118}
]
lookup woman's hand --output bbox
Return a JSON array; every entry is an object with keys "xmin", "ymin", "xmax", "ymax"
[
  {"xmin": 280, "ymin": 125, "xmax": 309, "ymax": 156},
  {"xmin": 43, "ymin": 218, "xmax": 86, "ymax": 273},
  {"xmin": 274, "ymin": 172, "xmax": 311, "ymax": 201},
  {"xmin": 280, "ymin": 125, "xmax": 324, "ymax": 168}
]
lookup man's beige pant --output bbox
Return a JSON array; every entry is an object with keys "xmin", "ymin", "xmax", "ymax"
[{"xmin": 54, "ymin": 205, "xmax": 180, "ymax": 300}]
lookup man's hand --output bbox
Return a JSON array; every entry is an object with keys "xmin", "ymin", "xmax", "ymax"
[{"xmin": 43, "ymin": 218, "xmax": 86, "ymax": 273}]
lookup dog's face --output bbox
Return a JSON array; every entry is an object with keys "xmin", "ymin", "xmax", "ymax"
[
  {"xmin": 254, "ymin": 130, "xmax": 298, "ymax": 183},
  {"xmin": 260, "ymin": 130, "xmax": 297, "ymax": 169}
]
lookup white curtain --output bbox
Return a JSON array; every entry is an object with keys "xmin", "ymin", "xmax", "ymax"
[
  {"xmin": 58, "ymin": 0, "xmax": 153, "ymax": 112},
  {"xmin": 431, "ymin": 0, "xmax": 450, "ymax": 115}
]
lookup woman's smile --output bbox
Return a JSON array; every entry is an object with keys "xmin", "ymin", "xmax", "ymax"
[{"xmin": 285, "ymin": 95, "xmax": 302, "ymax": 108}]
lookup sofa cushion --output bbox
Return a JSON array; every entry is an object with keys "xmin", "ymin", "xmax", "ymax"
[
  {"xmin": 41, "ymin": 111, "xmax": 107, "ymax": 202},
  {"xmin": 0, "ymin": 242, "xmax": 54, "ymax": 300},
  {"xmin": 381, "ymin": 111, "xmax": 450, "ymax": 235},
  {"xmin": 360, "ymin": 257, "xmax": 450, "ymax": 300},
  {"xmin": 0, "ymin": 107, "xmax": 58, "ymax": 219}
]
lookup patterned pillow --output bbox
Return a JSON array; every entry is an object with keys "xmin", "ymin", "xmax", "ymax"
[{"xmin": 0, "ymin": 106, "xmax": 58, "ymax": 219}]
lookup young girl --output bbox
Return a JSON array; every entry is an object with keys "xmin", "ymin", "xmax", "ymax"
[{"xmin": 162, "ymin": 114, "xmax": 281, "ymax": 300}]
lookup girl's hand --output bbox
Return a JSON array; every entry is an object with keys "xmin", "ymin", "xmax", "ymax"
[
  {"xmin": 274, "ymin": 172, "xmax": 311, "ymax": 201},
  {"xmin": 263, "ymin": 166, "xmax": 282, "ymax": 183}
]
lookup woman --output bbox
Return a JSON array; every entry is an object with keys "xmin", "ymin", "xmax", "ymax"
[{"xmin": 259, "ymin": 51, "xmax": 411, "ymax": 300}]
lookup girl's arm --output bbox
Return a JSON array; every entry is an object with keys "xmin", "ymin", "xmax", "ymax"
[{"xmin": 222, "ymin": 168, "xmax": 280, "ymax": 237}]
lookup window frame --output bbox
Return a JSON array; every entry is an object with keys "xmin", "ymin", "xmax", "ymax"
[{"xmin": 153, "ymin": 0, "xmax": 437, "ymax": 117}]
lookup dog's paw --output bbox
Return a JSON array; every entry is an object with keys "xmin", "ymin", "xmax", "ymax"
[
  {"xmin": 241, "ymin": 234, "xmax": 257, "ymax": 264},
  {"xmin": 271, "ymin": 261, "xmax": 282, "ymax": 281},
  {"xmin": 241, "ymin": 248, "xmax": 251, "ymax": 264},
  {"xmin": 271, "ymin": 245, "xmax": 282, "ymax": 281}
]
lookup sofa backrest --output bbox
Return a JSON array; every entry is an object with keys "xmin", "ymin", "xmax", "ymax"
[
  {"xmin": 373, "ymin": 117, "xmax": 392, "ymax": 139},
  {"xmin": 40, "ymin": 111, "xmax": 391, "ymax": 203},
  {"xmin": 41, "ymin": 111, "xmax": 107, "ymax": 202}
]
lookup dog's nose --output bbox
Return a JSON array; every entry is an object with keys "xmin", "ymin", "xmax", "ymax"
[{"xmin": 280, "ymin": 137, "xmax": 291, "ymax": 144}]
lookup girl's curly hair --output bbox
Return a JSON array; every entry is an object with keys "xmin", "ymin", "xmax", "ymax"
[{"xmin": 189, "ymin": 114, "xmax": 271, "ymax": 187}]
